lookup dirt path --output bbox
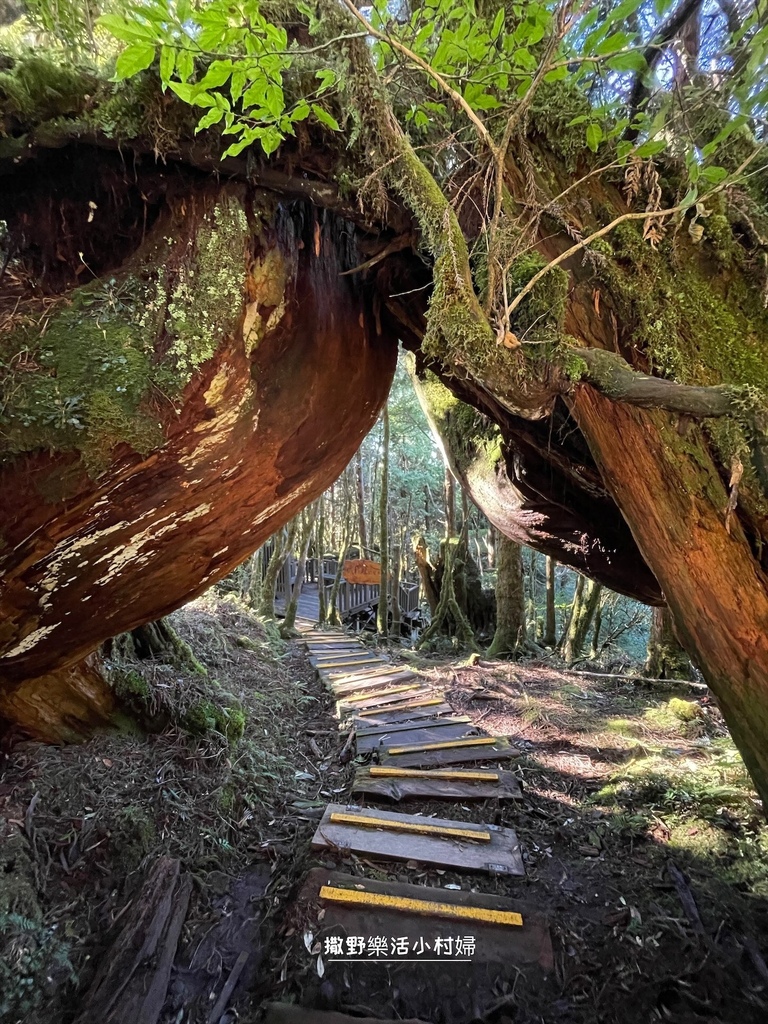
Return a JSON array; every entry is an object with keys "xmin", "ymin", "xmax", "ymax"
[
  {"xmin": 267, "ymin": 646, "xmax": 768, "ymax": 1024},
  {"xmin": 1, "ymin": 608, "xmax": 767, "ymax": 1024}
]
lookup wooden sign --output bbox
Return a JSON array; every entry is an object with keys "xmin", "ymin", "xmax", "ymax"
[{"xmin": 342, "ymin": 558, "xmax": 381, "ymax": 585}]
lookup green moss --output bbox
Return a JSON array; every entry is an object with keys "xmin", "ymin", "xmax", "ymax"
[
  {"xmin": 183, "ymin": 697, "xmax": 246, "ymax": 744},
  {"xmin": 507, "ymin": 252, "xmax": 568, "ymax": 346},
  {"xmin": 0, "ymin": 54, "xmax": 91, "ymax": 122},
  {"xmin": 0, "ymin": 193, "xmax": 249, "ymax": 473}
]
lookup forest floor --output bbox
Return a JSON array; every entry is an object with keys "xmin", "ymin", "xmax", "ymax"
[{"xmin": 1, "ymin": 602, "xmax": 767, "ymax": 1024}]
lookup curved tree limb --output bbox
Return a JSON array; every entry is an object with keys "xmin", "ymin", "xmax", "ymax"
[{"xmin": 568, "ymin": 348, "xmax": 737, "ymax": 417}]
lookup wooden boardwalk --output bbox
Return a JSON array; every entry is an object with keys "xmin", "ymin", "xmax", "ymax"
[{"xmin": 274, "ymin": 582, "xmax": 321, "ymax": 622}]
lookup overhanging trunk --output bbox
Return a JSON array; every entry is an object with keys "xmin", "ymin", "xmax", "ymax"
[
  {"xmin": 571, "ymin": 388, "xmax": 768, "ymax": 806},
  {"xmin": 0, "ymin": 182, "xmax": 397, "ymax": 733}
]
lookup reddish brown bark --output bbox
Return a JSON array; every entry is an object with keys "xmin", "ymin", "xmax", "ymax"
[
  {"xmin": 570, "ymin": 388, "xmax": 768, "ymax": 804},
  {"xmin": 0, "ymin": 653, "xmax": 114, "ymax": 743},
  {"xmin": 0, "ymin": 192, "xmax": 396, "ymax": 715}
]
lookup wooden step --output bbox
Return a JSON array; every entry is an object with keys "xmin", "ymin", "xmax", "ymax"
[
  {"xmin": 381, "ymin": 735, "xmax": 516, "ymax": 769},
  {"xmin": 356, "ymin": 721, "xmax": 484, "ymax": 753},
  {"xmin": 311, "ymin": 804, "xmax": 524, "ymax": 875},
  {"xmin": 352, "ymin": 765, "xmax": 523, "ymax": 802}
]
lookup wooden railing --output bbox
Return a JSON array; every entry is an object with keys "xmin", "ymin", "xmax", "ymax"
[{"xmin": 264, "ymin": 548, "xmax": 421, "ymax": 622}]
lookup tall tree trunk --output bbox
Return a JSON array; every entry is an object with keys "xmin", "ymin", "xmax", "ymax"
[
  {"xmin": 259, "ymin": 520, "xmax": 298, "ymax": 619},
  {"xmin": 590, "ymin": 591, "xmax": 604, "ymax": 660},
  {"xmin": 444, "ymin": 465, "xmax": 456, "ymax": 539},
  {"xmin": 570, "ymin": 391, "xmax": 768, "ymax": 805},
  {"xmin": 414, "ymin": 535, "xmax": 440, "ymax": 615},
  {"xmin": 645, "ymin": 606, "xmax": 691, "ymax": 679},
  {"xmin": 317, "ymin": 494, "xmax": 327, "ymax": 624},
  {"xmin": 487, "ymin": 533, "xmax": 526, "ymax": 658},
  {"xmin": 377, "ymin": 405, "xmax": 390, "ymax": 638},
  {"xmin": 355, "ymin": 448, "xmax": 368, "ymax": 553},
  {"xmin": 282, "ymin": 502, "xmax": 319, "ymax": 633},
  {"xmin": 391, "ymin": 541, "xmax": 402, "ymax": 640},
  {"xmin": 544, "ymin": 555, "xmax": 557, "ymax": 647},
  {"xmin": 418, "ymin": 538, "xmax": 477, "ymax": 649},
  {"xmin": 247, "ymin": 548, "xmax": 263, "ymax": 608},
  {"xmin": 562, "ymin": 576, "xmax": 603, "ymax": 666}
]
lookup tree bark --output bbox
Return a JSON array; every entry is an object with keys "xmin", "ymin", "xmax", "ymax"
[
  {"xmin": 355, "ymin": 448, "xmax": 368, "ymax": 553},
  {"xmin": 544, "ymin": 556, "xmax": 557, "ymax": 648},
  {"xmin": 259, "ymin": 520, "xmax": 298, "ymax": 619},
  {"xmin": 282, "ymin": 502, "xmax": 319, "ymax": 633},
  {"xmin": 570, "ymin": 388, "xmax": 768, "ymax": 806},
  {"xmin": 563, "ymin": 577, "xmax": 603, "ymax": 666},
  {"xmin": 645, "ymin": 606, "xmax": 692, "ymax": 679},
  {"xmin": 487, "ymin": 533, "xmax": 526, "ymax": 658},
  {"xmin": 391, "ymin": 541, "xmax": 402, "ymax": 639},
  {"xmin": 0, "ymin": 653, "xmax": 115, "ymax": 743},
  {"xmin": 377, "ymin": 405, "xmax": 390, "ymax": 638},
  {"xmin": 413, "ymin": 535, "xmax": 439, "ymax": 615}
]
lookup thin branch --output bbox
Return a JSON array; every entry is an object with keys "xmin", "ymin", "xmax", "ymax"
[{"xmin": 338, "ymin": 0, "xmax": 498, "ymax": 157}]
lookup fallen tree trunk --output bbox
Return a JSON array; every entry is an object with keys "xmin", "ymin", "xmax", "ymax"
[{"xmin": 0, "ymin": 182, "xmax": 396, "ymax": 732}]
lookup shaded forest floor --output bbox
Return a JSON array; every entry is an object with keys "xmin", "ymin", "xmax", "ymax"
[{"xmin": 1, "ymin": 603, "xmax": 767, "ymax": 1023}]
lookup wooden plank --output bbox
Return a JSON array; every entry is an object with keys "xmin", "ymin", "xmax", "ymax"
[
  {"xmin": 357, "ymin": 716, "xmax": 471, "ymax": 738},
  {"xmin": 370, "ymin": 766, "xmax": 498, "ymax": 780},
  {"xmin": 352, "ymin": 699, "xmax": 450, "ymax": 722},
  {"xmin": 311, "ymin": 655, "xmax": 385, "ymax": 669},
  {"xmin": 338, "ymin": 684, "xmax": 423, "ymax": 705},
  {"xmin": 302, "ymin": 868, "xmax": 552, "ymax": 968},
  {"xmin": 387, "ymin": 736, "xmax": 498, "ymax": 756},
  {"xmin": 337, "ymin": 688, "xmax": 435, "ymax": 714},
  {"xmin": 319, "ymin": 885, "xmax": 522, "ymax": 927},
  {"xmin": 381, "ymin": 737, "xmax": 516, "ymax": 769},
  {"xmin": 311, "ymin": 804, "xmax": 524, "ymax": 875},
  {"xmin": 329, "ymin": 671, "xmax": 418, "ymax": 697},
  {"xmin": 352, "ymin": 767, "xmax": 523, "ymax": 803},
  {"xmin": 327, "ymin": 665, "xmax": 408, "ymax": 685},
  {"xmin": 357, "ymin": 722, "xmax": 484, "ymax": 753}
]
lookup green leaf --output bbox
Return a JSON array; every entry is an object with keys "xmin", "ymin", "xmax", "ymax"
[
  {"xmin": 291, "ymin": 99, "xmax": 311, "ymax": 122},
  {"xmin": 311, "ymin": 104, "xmax": 340, "ymax": 131},
  {"xmin": 159, "ymin": 46, "xmax": 175, "ymax": 85},
  {"xmin": 114, "ymin": 43, "xmax": 156, "ymax": 81},
  {"xmin": 315, "ymin": 69, "xmax": 337, "ymax": 95},
  {"xmin": 264, "ymin": 83, "xmax": 285, "ymax": 119},
  {"xmin": 567, "ymin": 114, "xmax": 589, "ymax": 127},
  {"xmin": 543, "ymin": 65, "xmax": 568, "ymax": 82},
  {"xmin": 195, "ymin": 107, "xmax": 226, "ymax": 134},
  {"xmin": 196, "ymin": 61, "xmax": 233, "ymax": 91},
  {"xmin": 176, "ymin": 49, "xmax": 194, "ymax": 83},
  {"xmin": 491, "ymin": 8, "xmax": 505, "ymax": 37},
  {"xmin": 260, "ymin": 126, "xmax": 283, "ymax": 156},
  {"xmin": 635, "ymin": 139, "xmax": 666, "ymax": 158},
  {"xmin": 606, "ymin": 51, "xmax": 646, "ymax": 72},
  {"xmin": 680, "ymin": 187, "xmax": 698, "ymax": 210},
  {"xmin": 586, "ymin": 122, "xmax": 602, "ymax": 152},
  {"xmin": 97, "ymin": 14, "xmax": 154, "ymax": 43},
  {"xmin": 701, "ymin": 165, "xmax": 728, "ymax": 184},
  {"xmin": 595, "ymin": 31, "xmax": 632, "ymax": 55}
]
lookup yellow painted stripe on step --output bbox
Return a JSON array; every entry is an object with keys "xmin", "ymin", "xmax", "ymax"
[
  {"xmin": 387, "ymin": 736, "xmax": 500, "ymax": 755},
  {"xmin": 318, "ymin": 886, "xmax": 522, "ymax": 927},
  {"xmin": 341, "ymin": 684, "xmax": 421, "ymax": 703},
  {"xmin": 361, "ymin": 715, "xmax": 471, "ymax": 734},
  {"xmin": 368, "ymin": 766, "xmax": 499, "ymax": 781},
  {"xmin": 356, "ymin": 698, "xmax": 442, "ymax": 717},
  {"xmin": 328, "ymin": 813, "xmax": 490, "ymax": 842}
]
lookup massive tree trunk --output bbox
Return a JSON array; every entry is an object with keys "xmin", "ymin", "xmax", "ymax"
[
  {"xmin": 571, "ymin": 391, "xmax": 768, "ymax": 803},
  {"xmin": 0, "ymin": 177, "xmax": 396, "ymax": 734}
]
